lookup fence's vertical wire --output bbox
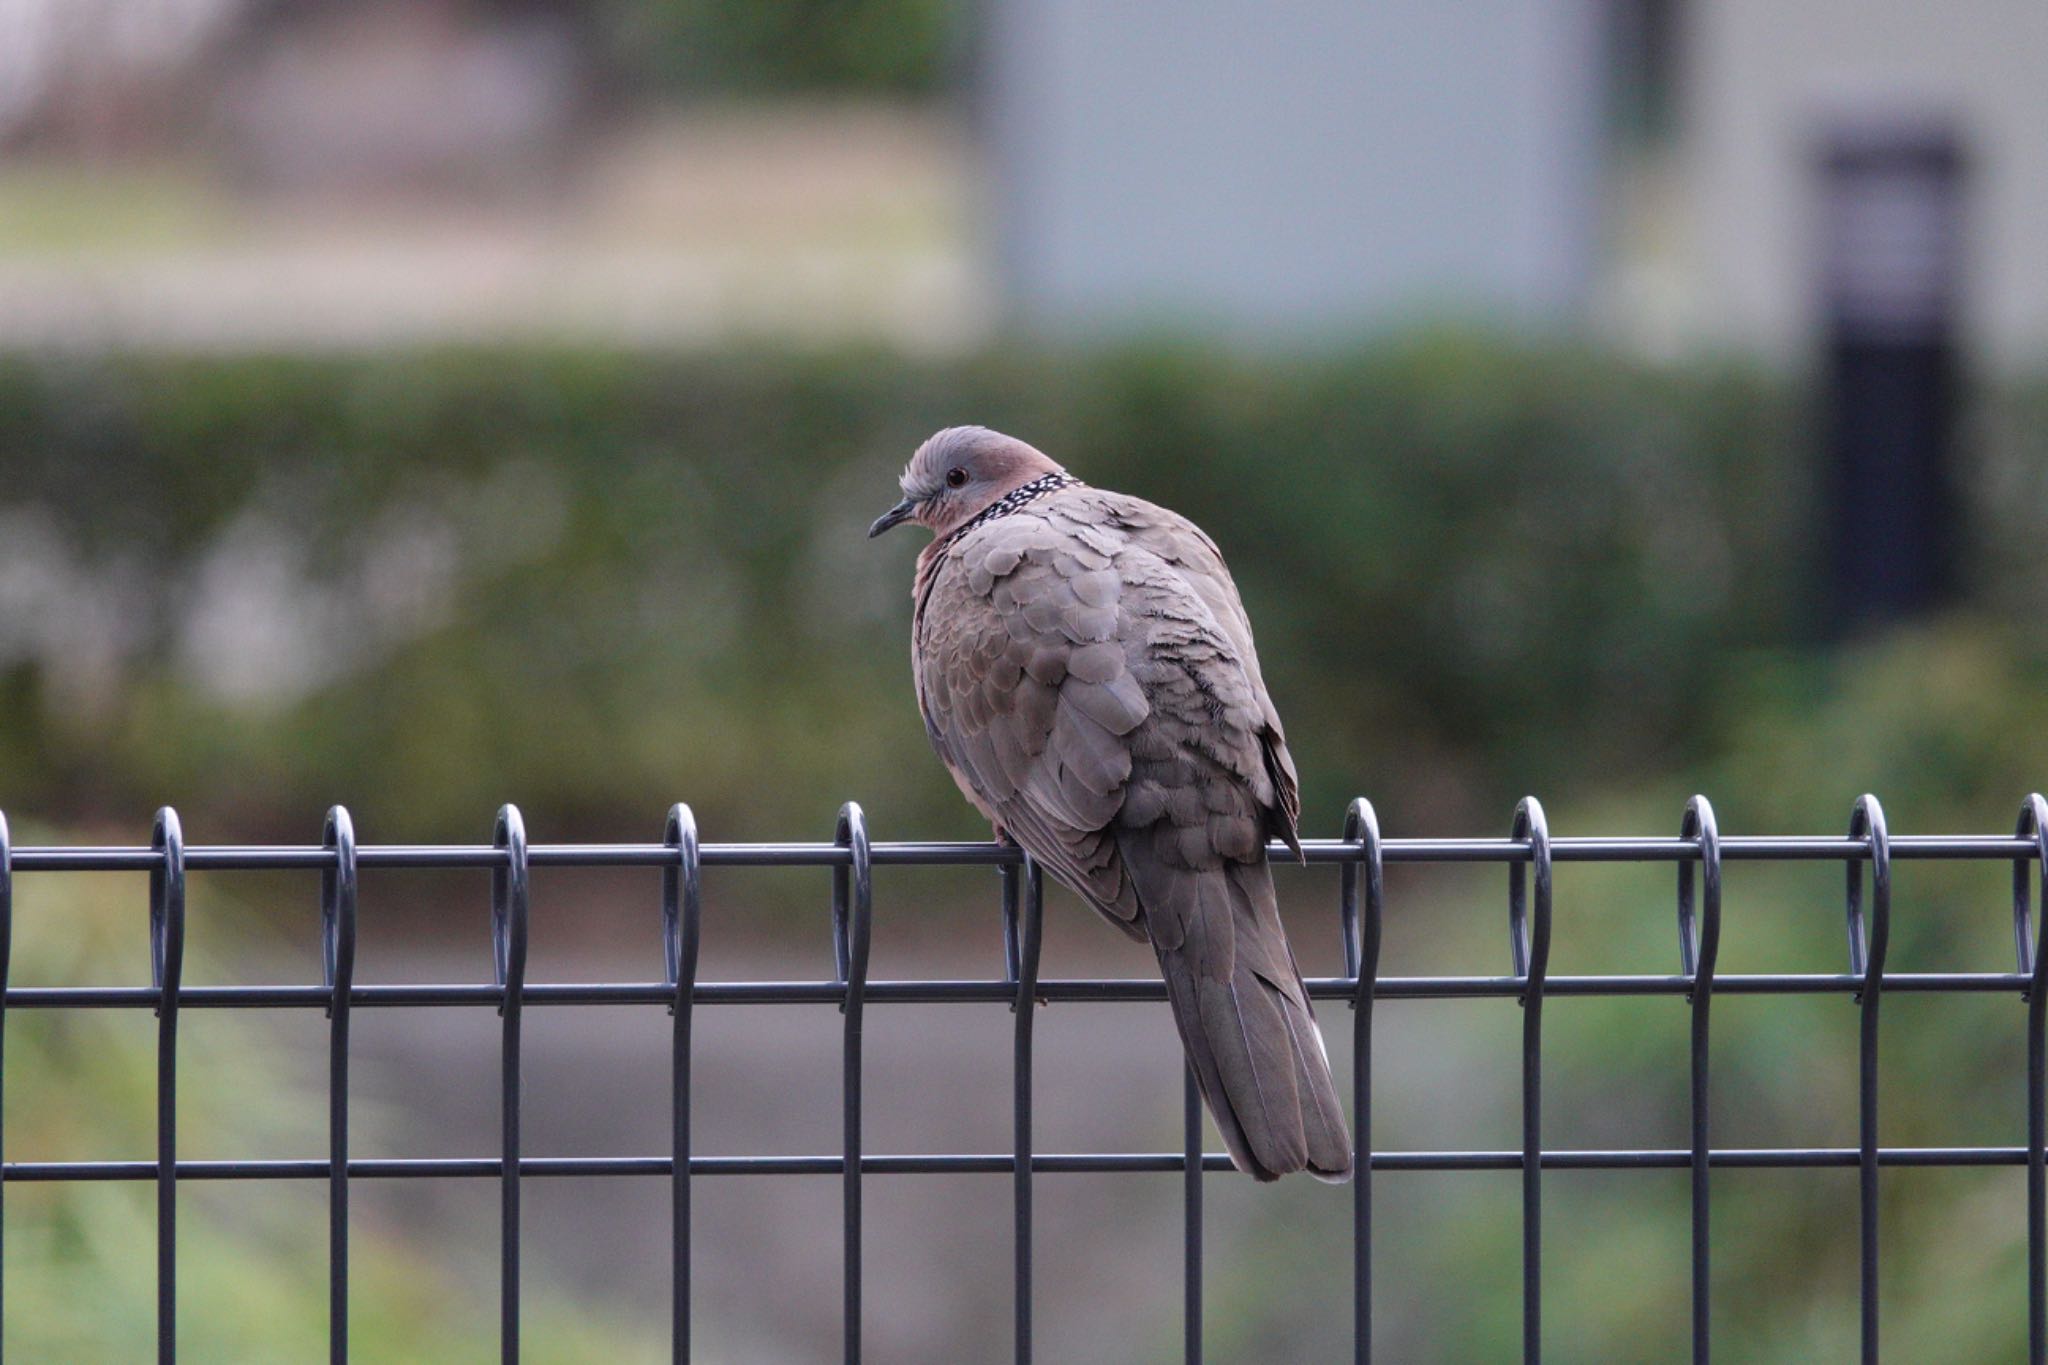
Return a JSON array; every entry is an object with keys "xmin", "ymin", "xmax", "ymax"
[
  {"xmin": 1183, "ymin": 1065, "xmax": 1203, "ymax": 1365},
  {"xmin": 0, "ymin": 810, "xmax": 11, "ymax": 1365},
  {"xmin": 1004, "ymin": 856, "xmax": 1044, "ymax": 1365},
  {"xmin": 1846, "ymin": 794, "xmax": 1890, "ymax": 1365},
  {"xmin": 664, "ymin": 804, "xmax": 702, "ymax": 1365},
  {"xmin": 1678, "ymin": 796, "xmax": 1722, "ymax": 1365},
  {"xmin": 150, "ymin": 808, "xmax": 186, "ymax": 1365},
  {"xmin": 491, "ymin": 806, "xmax": 530, "ymax": 1365},
  {"xmin": 321, "ymin": 808, "xmax": 358, "ymax": 1365},
  {"xmin": 1342, "ymin": 799, "xmax": 1384, "ymax": 1365},
  {"xmin": 832, "ymin": 803, "xmax": 873, "ymax": 1365},
  {"xmin": 2016, "ymin": 793, "xmax": 2048, "ymax": 1364},
  {"xmin": 1509, "ymin": 797, "xmax": 1552, "ymax": 1365}
]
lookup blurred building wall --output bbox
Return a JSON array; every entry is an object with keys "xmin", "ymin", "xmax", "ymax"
[
  {"xmin": 982, "ymin": 0, "xmax": 1608, "ymax": 334},
  {"xmin": 1681, "ymin": 0, "xmax": 2048, "ymax": 370}
]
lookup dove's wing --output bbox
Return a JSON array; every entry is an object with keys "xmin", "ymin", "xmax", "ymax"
[
  {"xmin": 1103, "ymin": 497, "xmax": 1302, "ymax": 846},
  {"xmin": 911, "ymin": 488, "xmax": 1349, "ymax": 1181},
  {"xmin": 914, "ymin": 507, "xmax": 1150, "ymax": 934}
]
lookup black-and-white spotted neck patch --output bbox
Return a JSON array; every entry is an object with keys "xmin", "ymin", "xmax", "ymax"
[{"xmin": 944, "ymin": 472, "xmax": 1082, "ymax": 546}]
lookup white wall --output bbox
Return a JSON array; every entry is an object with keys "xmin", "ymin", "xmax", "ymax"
[
  {"xmin": 1681, "ymin": 0, "xmax": 2048, "ymax": 368},
  {"xmin": 983, "ymin": 0, "xmax": 1608, "ymax": 335}
]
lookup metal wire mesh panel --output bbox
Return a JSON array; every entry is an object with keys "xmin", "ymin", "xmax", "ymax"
[{"xmin": 1, "ymin": 793, "xmax": 2045, "ymax": 1364}]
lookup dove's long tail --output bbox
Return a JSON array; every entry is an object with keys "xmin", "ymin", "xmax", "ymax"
[{"xmin": 1133, "ymin": 854, "xmax": 1353, "ymax": 1183}]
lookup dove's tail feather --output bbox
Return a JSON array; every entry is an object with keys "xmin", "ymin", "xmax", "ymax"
[{"xmin": 1145, "ymin": 859, "xmax": 1353, "ymax": 1183}]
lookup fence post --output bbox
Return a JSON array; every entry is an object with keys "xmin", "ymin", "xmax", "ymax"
[
  {"xmin": 1509, "ymin": 797, "xmax": 1552, "ymax": 1364},
  {"xmin": 1343, "ymin": 798, "xmax": 1384, "ymax": 1365},
  {"xmin": 2015, "ymin": 794, "xmax": 2048, "ymax": 1364},
  {"xmin": 1846, "ymin": 794, "xmax": 1892, "ymax": 1365},
  {"xmin": 0, "ymin": 811, "xmax": 10, "ymax": 1365},
  {"xmin": 321, "ymin": 807, "xmax": 358, "ymax": 1365},
  {"xmin": 1678, "ymin": 796, "xmax": 1722, "ymax": 1364},
  {"xmin": 1004, "ymin": 853, "xmax": 1043, "ymax": 1365},
  {"xmin": 664, "ymin": 804, "xmax": 703, "ymax": 1364},
  {"xmin": 833, "ymin": 803, "xmax": 873, "ymax": 1365},
  {"xmin": 491, "ymin": 806, "xmax": 530, "ymax": 1365}
]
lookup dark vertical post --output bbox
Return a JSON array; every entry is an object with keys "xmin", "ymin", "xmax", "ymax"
[
  {"xmin": 1509, "ymin": 798, "xmax": 1552, "ymax": 1365},
  {"xmin": 150, "ymin": 808, "xmax": 186, "ymax": 1365},
  {"xmin": 321, "ymin": 808, "xmax": 358, "ymax": 1365},
  {"xmin": 0, "ymin": 811, "xmax": 10, "ymax": 1365},
  {"xmin": 1183, "ymin": 1067, "xmax": 1203, "ymax": 1365},
  {"xmin": 1342, "ymin": 799, "xmax": 1384, "ymax": 1365},
  {"xmin": 1678, "ymin": 797, "xmax": 1722, "ymax": 1365},
  {"xmin": 2015, "ymin": 794, "xmax": 2048, "ymax": 1365},
  {"xmin": 491, "ymin": 806, "xmax": 530, "ymax": 1365},
  {"xmin": 1845, "ymin": 795, "xmax": 1891, "ymax": 1365},
  {"xmin": 664, "ymin": 805, "xmax": 702, "ymax": 1365},
  {"xmin": 832, "ymin": 804, "xmax": 873, "ymax": 1365},
  {"xmin": 1004, "ymin": 855, "xmax": 1044, "ymax": 1365},
  {"xmin": 1818, "ymin": 119, "xmax": 1965, "ymax": 632}
]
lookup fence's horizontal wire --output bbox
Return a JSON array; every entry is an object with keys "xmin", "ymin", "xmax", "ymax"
[
  {"xmin": 7, "ymin": 832, "xmax": 2040, "ymax": 872},
  {"xmin": 8, "ymin": 1146, "xmax": 2048, "ymax": 1184},
  {"xmin": 1, "ymin": 970, "xmax": 2038, "ymax": 1011}
]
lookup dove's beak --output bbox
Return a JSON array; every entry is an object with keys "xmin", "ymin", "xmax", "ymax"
[{"xmin": 867, "ymin": 497, "xmax": 916, "ymax": 538}]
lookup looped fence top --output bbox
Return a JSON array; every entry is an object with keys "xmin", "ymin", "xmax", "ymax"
[
  {"xmin": 2015, "ymin": 795, "xmax": 2048, "ymax": 994},
  {"xmin": 663, "ymin": 804, "xmax": 703, "ymax": 1010},
  {"xmin": 491, "ymin": 805, "xmax": 529, "ymax": 1013},
  {"xmin": 1002, "ymin": 855, "xmax": 1044, "ymax": 1015},
  {"xmin": 1678, "ymin": 796, "xmax": 1722, "ymax": 988},
  {"xmin": 150, "ymin": 808, "xmax": 186, "ymax": 1017},
  {"xmin": 833, "ymin": 802, "xmax": 873, "ymax": 998},
  {"xmin": 1508, "ymin": 797, "xmax": 1552, "ymax": 1000},
  {"xmin": 1845, "ymin": 794, "xmax": 1892, "ymax": 996},
  {"xmin": 0, "ymin": 810, "xmax": 12, "ymax": 994},
  {"xmin": 321, "ymin": 807, "xmax": 358, "ymax": 1019},
  {"xmin": 1342, "ymin": 797, "xmax": 1384, "ymax": 1007}
]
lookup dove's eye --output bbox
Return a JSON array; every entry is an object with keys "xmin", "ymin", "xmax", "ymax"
[{"xmin": 945, "ymin": 467, "xmax": 969, "ymax": 489}]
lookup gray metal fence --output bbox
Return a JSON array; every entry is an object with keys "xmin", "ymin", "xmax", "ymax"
[{"xmin": 2, "ymin": 792, "xmax": 2046, "ymax": 1364}]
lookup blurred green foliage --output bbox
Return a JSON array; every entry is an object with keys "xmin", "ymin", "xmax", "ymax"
[
  {"xmin": 1241, "ymin": 619, "xmax": 2048, "ymax": 1360},
  {"xmin": 600, "ymin": 0, "xmax": 959, "ymax": 96},
  {"xmin": 0, "ymin": 334, "xmax": 1839, "ymax": 843}
]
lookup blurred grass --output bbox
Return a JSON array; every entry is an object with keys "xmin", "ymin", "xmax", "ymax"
[
  {"xmin": 2, "ymin": 838, "xmax": 661, "ymax": 1361},
  {"xmin": 0, "ymin": 165, "xmax": 233, "ymax": 256}
]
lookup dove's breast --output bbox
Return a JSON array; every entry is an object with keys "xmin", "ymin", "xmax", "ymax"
[{"xmin": 910, "ymin": 490, "xmax": 1288, "ymax": 896}]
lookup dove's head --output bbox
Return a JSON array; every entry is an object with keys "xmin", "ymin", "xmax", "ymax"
[{"xmin": 868, "ymin": 426, "xmax": 1066, "ymax": 541}]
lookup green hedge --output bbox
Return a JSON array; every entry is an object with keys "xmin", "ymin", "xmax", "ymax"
[
  {"xmin": 600, "ymin": 0, "xmax": 959, "ymax": 96},
  {"xmin": 0, "ymin": 336, "xmax": 2030, "ymax": 843}
]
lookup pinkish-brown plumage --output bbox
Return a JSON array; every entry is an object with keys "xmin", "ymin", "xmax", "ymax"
[{"xmin": 871, "ymin": 426, "xmax": 1350, "ymax": 1182}]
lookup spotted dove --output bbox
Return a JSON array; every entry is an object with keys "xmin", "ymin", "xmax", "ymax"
[{"xmin": 870, "ymin": 426, "xmax": 1351, "ymax": 1182}]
